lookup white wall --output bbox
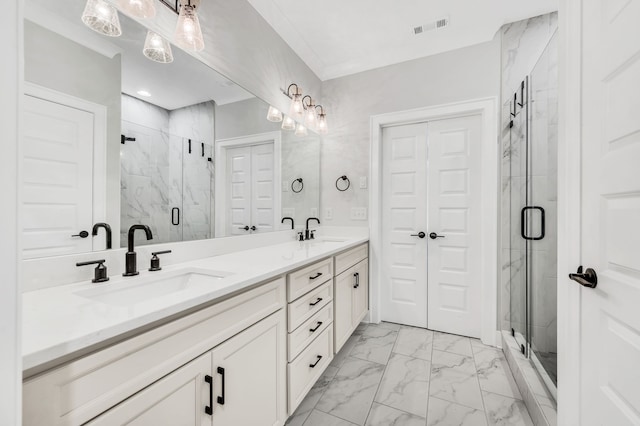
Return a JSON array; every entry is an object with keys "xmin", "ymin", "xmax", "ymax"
[
  {"xmin": 320, "ymin": 37, "xmax": 501, "ymax": 226},
  {"xmin": 1, "ymin": 0, "xmax": 20, "ymax": 423}
]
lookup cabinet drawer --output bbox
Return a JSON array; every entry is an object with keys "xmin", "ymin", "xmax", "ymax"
[
  {"xmin": 287, "ymin": 281, "xmax": 332, "ymax": 332},
  {"xmin": 334, "ymin": 243, "xmax": 368, "ymax": 276},
  {"xmin": 288, "ymin": 303, "xmax": 333, "ymax": 362},
  {"xmin": 287, "ymin": 326, "xmax": 333, "ymax": 414},
  {"xmin": 287, "ymin": 258, "xmax": 333, "ymax": 302}
]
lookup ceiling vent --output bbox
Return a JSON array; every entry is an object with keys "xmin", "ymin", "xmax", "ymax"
[{"xmin": 413, "ymin": 16, "xmax": 449, "ymax": 35}]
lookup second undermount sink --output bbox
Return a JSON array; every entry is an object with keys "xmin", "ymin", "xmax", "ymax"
[{"xmin": 76, "ymin": 270, "xmax": 234, "ymax": 307}]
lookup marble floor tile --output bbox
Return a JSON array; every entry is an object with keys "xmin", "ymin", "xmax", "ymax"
[
  {"xmin": 303, "ymin": 410, "xmax": 358, "ymax": 426},
  {"xmin": 427, "ymin": 397, "xmax": 488, "ymax": 426},
  {"xmin": 350, "ymin": 325, "xmax": 398, "ymax": 365},
  {"xmin": 473, "ymin": 346, "xmax": 522, "ymax": 399},
  {"xmin": 482, "ymin": 392, "xmax": 533, "ymax": 426},
  {"xmin": 354, "ymin": 322, "xmax": 369, "ymax": 335},
  {"xmin": 286, "ymin": 367, "xmax": 336, "ymax": 426},
  {"xmin": 331, "ymin": 334, "xmax": 361, "ymax": 369},
  {"xmin": 316, "ymin": 357, "xmax": 386, "ymax": 425},
  {"xmin": 374, "ymin": 321, "xmax": 402, "ymax": 331},
  {"xmin": 430, "ymin": 350, "xmax": 484, "ymax": 410},
  {"xmin": 365, "ymin": 403, "xmax": 426, "ymax": 426},
  {"xmin": 393, "ymin": 326, "xmax": 434, "ymax": 361},
  {"xmin": 433, "ymin": 332, "xmax": 473, "ymax": 356},
  {"xmin": 374, "ymin": 353, "xmax": 430, "ymax": 417}
]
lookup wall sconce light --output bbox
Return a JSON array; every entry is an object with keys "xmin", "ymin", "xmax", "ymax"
[
  {"xmin": 315, "ymin": 105, "xmax": 328, "ymax": 135},
  {"xmin": 143, "ymin": 30, "xmax": 174, "ymax": 63},
  {"xmin": 295, "ymin": 123, "xmax": 308, "ymax": 137},
  {"xmin": 118, "ymin": 0, "xmax": 156, "ymax": 19},
  {"xmin": 174, "ymin": 1, "xmax": 205, "ymax": 52},
  {"xmin": 267, "ymin": 106, "xmax": 283, "ymax": 122},
  {"xmin": 302, "ymin": 96, "xmax": 317, "ymax": 129},
  {"xmin": 282, "ymin": 116, "xmax": 296, "ymax": 131},
  {"xmin": 286, "ymin": 84, "xmax": 304, "ymax": 120},
  {"xmin": 82, "ymin": 0, "xmax": 122, "ymax": 37}
]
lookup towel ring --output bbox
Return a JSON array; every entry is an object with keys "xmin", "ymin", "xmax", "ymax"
[
  {"xmin": 335, "ymin": 175, "xmax": 350, "ymax": 192},
  {"xmin": 291, "ymin": 178, "xmax": 304, "ymax": 193}
]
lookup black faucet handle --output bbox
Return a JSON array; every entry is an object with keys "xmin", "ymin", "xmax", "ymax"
[
  {"xmin": 150, "ymin": 250, "xmax": 172, "ymax": 272},
  {"xmin": 310, "ymin": 230, "xmax": 316, "ymax": 239},
  {"xmin": 76, "ymin": 259, "xmax": 109, "ymax": 283},
  {"xmin": 152, "ymin": 250, "xmax": 172, "ymax": 256},
  {"xmin": 297, "ymin": 231, "xmax": 305, "ymax": 241}
]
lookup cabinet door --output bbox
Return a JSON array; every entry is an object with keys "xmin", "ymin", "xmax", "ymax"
[
  {"xmin": 87, "ymin": 352, "xmax": 213, "ymax": 426},
  {"xmin": 334, "ymin": 272, "xmax": 354, "ymax": 353},
  {"xmin": 211, "ymin": 310, "xmax": 286, "ymax": 426},
  {"xmin": 352, "ymin": 259, "xmax": 369, "ymax": 326}
]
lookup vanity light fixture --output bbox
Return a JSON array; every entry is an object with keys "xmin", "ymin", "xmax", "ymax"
[
  {"xmin": 302, "ymin": 96, "xmax": 317, "ymax": 129},
  {"xmin": 82, "ymin": 0, "xmax": 122, "ymax": 37},
  {"xmin": 295, "ymin": 123, "xmax": 308, "ymax": 137},
  {"xmin": 266, "ymin": 105, "xmax": 283, "ymax": 122},
  {"xmin": 315, "ymin": 105, "xmax": 328, "ymax": 135},
  {"xmin": 282, "ymin": 115, "xmax": 296, "ymax": 131},
  {"xmin": 286, "ymin": 83, "xmax": 304, "ymax": 120},
  {"xmin": 175, "ymin": 1, "xmax": 205, "ymax": 52},
  {"xmin": 118, "ymin": 0, "xmax": 156, "ymax": 19},
  {"xmin": 143, "ymin": 30, "xmax": 174, "ymax": 63}
]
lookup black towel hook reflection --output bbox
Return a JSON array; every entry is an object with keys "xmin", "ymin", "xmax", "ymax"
[
  {"xmin": 291, "ymin": 178, "xmax": 304, "ymax": 193},
  {"xmin": 336, "ymin": 175, "xmax": 350, "ymax": 192}
]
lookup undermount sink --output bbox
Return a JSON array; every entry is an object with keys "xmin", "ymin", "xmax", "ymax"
[
  {"xmin": 311, "ymin": 237, "xmax": 348, "ymax": 243},
  {"xmin": 76, "ymin": 270, "xmax": 233, "ymax": 307}
]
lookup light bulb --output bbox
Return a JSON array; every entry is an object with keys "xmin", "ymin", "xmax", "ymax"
[
  {"xmin": 317, "ymin": 113, "xmax": 328, "ymax": 135},
  {"xmin": 282, "ymin": 116, "xmax": 296, "ymax": 131},
  {"xmin": 304, "ymin": 104, "xmax": 317, "ymax": 128},
  {"xmin": 82, "ymin": 0, "xmax": 122, "ymax": 37},
  {"xmin": 143, "ymin": 31, "xmax": 174, "ymax": 63},
  {"xmin": 118, "ymin": 0, "xmax": 156, "ymax": 19},
  {"xmin": 175, "ymin": 4, "xmax": 205, "ymax": 52},
  {"xmin": 295, "ymin": 123, "xmax": 308, "ymax": 137},
  {"xmin": 266, "ymin": 105, "xmax": 283, "ymax": 122},
  {"xmin": 288, "ymin": 88, "xmax": 304, "ymax": 119}
]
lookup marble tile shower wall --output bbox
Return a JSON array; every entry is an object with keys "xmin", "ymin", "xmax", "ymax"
[
  {"xmin": 120, "ymin": 95, "xmax": 215, "ymax": 247},
  {"xmin": 500, "ymin": 13, "xmax": 558, "ymax": 335}
]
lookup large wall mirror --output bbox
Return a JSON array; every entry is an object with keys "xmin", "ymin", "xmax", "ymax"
[{"xmin": 21, "ymin": 0, "xmax": 321, "ymax": 259}]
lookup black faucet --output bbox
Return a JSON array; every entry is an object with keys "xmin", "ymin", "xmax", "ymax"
[
  {"xmin": 281, "ymin": 217, "xmax": 294, "ymax": 230},
  {"xmin": 305, "ymin": 217, "xmax": 320, "ymax": 240},
  {"xmin": 123, "ymin": 225, "xmax": 153, "ymax": 277},
  {"xmin": 92, "ymin": 222, "xmax": 112, "ymax": 250}
]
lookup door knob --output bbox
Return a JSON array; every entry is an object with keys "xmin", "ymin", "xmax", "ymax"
[
  {"xmin": 250, "ymin": 226, "xmax": 257, "ymax": 231},
  {"xmin": 71, "ymin": 231, "xmax": 89, "ymax": 238},
  {"xmin": 238, "ymin": 226, "xmax": 250, "ymax": 231},
  {"xmin": 411, "ymin": 232, "xmax": 426, "ymax": 239},
  {"xmin": 429, "ymin": 232, "xmax": 445, "ymax": 240},
  {"xmin": 569, "ymin": 266, "xmax": 598, "ymax": 288}
]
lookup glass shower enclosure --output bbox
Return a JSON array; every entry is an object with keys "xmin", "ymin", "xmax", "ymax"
[{"xmin": 507, "ymin": 33, "xmax": 558, "ymax": 394}]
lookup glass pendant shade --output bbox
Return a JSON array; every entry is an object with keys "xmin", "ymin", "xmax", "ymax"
[
  {"xmin": 175, "ymin": 4, "xmax": 205, "ymax": 52},
  {"xmin": 267, "ymin": 106, "xmax": 283, "ymax": 122},
  {"xmin": 282, "ymin": 116, "xmax": 296, "ymax": 131},
  {"xmin": 295, "ymin": 123, "xmax": 308, "ymax": 137},
  {"xmin": 304, "ymin": 105, "xmax": 317, "ymax": 128},
  {"xmin": 289, "ymin": 93, "xmax": 304, "ymax": 119},
  {"xmin": 82, "ymin": 0, "xmax": 122, "ymax": 37},
  {"xmin": 143, "ymin": 31, "xmax": 174, "ymax": 63},
  {"xmin": 317, "ymin": 113, "xmax": 328, "ymax": 135},
  {"xmin": 118, "ymin": 0, "xmax": 156, "ymax": 19}
]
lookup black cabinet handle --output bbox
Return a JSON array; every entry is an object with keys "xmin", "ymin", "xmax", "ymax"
[
  {"xmin": 309, "ymin": 297, "xmax": 323, "ymax": 306},
  {"xmin": 309, "ymin": 355, "xmax": 322, "ymax": 368},
  {"xmin": 201, "ymin": 142, "xmax": 205, "ymax": 157},
  {"xmin": 520, "ymin": 206, "xmax": 545, "ymax": 241},
  {"xmin": 204, "ymin": 375, "xmax": 213, "ymax": 415},
  {"xmin": 71, "ymin": 231, "xmax": 89, "ymax": 238},
  {"xmin": 354, "ymin": 272, "xmax": 360, "ymax": 288},
  {"xmin": 310, "ymin": 321, "xmax": 323, "ymax": 332},
  {"xmin": 310, "ymin": 272, "xmax": 323, "ymax": 280},
  {"xmin": 171, "ymin": 208, "xmax": 180, "ymax": 226},
  {"xmin": 217, "ymin": 367, "xmax": 225, "ymax": 405}
]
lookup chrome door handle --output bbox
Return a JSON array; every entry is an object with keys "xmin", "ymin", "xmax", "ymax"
[
  {"xmin": 429, "ymin": 232, "xmax": 445, "ymax": 240},
  {"xmin": 569, "ymin": 266, "xmax": 597, "ymax": 288},
  {"xmin": 411, "ymin": 232, "xmax": 426, "ymax": 239}
]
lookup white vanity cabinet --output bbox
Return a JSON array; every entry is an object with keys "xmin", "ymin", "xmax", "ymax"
[{"xmin": 333, "ymin": 244, "xmax": 369, "ymax": 353}]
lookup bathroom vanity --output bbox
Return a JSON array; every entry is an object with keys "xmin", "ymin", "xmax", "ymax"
[{"xmin": 22, "ymin": 237, "xmax": 369, "ymax": 425}]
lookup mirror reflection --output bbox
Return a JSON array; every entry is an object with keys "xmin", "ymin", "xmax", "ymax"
[{"xmin": 22, "ymin": 0, "xmax": 320, "ymax": 258}]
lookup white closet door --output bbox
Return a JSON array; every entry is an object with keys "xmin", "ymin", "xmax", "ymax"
[
  {"xmin": 381, "ymin": 123, "xmax": 429, "ymax": 328},
  {"xmin": 226, "ymin": 146, "xmax": 252, "ymax": 235},
  {"xmin": 577, "ymin": 0, "xmax": 640, "ymax": 424},
  {"xmin": 21, "ymin": 95, "xmax": 94, "ymax": 258},
  {"xmin": 251, "ymin": 143, "xmax": 275, "ymax": 234},
  {"xmin": 427, "ymin": 115, "xmax": 482, "ymax": 338}
]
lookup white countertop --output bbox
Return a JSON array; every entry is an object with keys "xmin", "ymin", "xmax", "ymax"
[{"xmin": 22, "ymin": 235, "xmax": 368, "ymax": 372}]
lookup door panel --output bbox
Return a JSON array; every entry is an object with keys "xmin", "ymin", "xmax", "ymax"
[
  {"xmin": 251, "ymin": 143, "xmax": 275, "ymax": 234},
  {"xmin": 580, "ymin": 0, "xmax": 640, "ymax": 423},
  {"xmin": 21, "ymin": 95, "xmax": 94, "ymax": 258},
  {"xmin": 227, "ymin": 146, "xmax": 252, "ymax": 235},
  {"xmin": 427, "ymin": 115, "xmax": 482, "ymax": 338},
  {"xmin": 381, "ymin": 123, "xmax": 429, "ymax": 327}
]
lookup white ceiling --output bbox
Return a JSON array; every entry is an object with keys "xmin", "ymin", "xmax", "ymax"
[{"xmin": 247, "ymin": 0, "xmax": 558, "ymax": 81}]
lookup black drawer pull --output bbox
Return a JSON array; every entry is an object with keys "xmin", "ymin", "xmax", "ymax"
[
  {"xmin": 217, "ymin": 367, "xmax": 225, "ymax": 405},
  {"xmin": 309, "ymin": 272, "xmax": 323, "ymax": 280},
  {"xmin": 354, "ymin": 272, "xmax": 360, "ymax": 289},
  {"xmin": 310, "ymin": 321, "xmax": 323, "ymax": 332},
  {"xmin": 309, "ymin": 355, "xmax": 322, "ymax": 368},
  {"xmin": 309, "ymin": 297, "xmax": 323, "ymax": 306},
  {"xmin": 204, "ymin": 375, "xmax": 213, "ymax": 415}
]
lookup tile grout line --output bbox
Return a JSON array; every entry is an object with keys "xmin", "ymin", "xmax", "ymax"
[
  {"xmin": 470, "ymin": 340, "xmax": 492, "ymax": 425},
  {"xmin": 426, "ymin": 329, "xmax": 434, "ymax": 425}
]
